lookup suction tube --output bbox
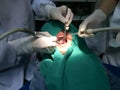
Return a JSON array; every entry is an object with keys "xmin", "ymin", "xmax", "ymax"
[{"xmin": 0, "ymin": 28, "xmax": 35, "ymax": 40}]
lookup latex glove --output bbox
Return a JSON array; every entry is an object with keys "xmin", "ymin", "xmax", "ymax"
[
  {"xmin": 109, "ymin": 32, "xmax": 120, "ymax": 48},
  {"xmin": 9, "ymin": 32, "xmax": 57, "ymax": 55},
  {"xmin": 116, "ymin": 32, "xmax": 120, "ymax": 41},
  {"xmin": 45, "ymin": 5, "xmax": 73, "ymax": 27},
  {"xmin": 78, "ymin": 9, "xmax": 106, "ymax": 38}
]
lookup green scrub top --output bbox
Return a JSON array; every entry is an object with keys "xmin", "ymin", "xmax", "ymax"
[{"xmin": 39, "ymin": 20, "xmax": 111, "ymax": 90}]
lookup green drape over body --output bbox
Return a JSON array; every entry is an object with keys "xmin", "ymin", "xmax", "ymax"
[{"xmin": 39, "ymin": 20, "xmax": 111, "ymax": 90}]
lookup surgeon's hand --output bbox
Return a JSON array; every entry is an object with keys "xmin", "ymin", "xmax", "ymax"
[
  {"xmin": 45, "ymin": 5, "xmax": 73, "ymax": 27},
  {"xmin": 109, "ymin": 32, "xmax": 120, "ymax": 48},
  {"xmin": 9, "ymin": 32, "xmax": 57, "ymax": 55},
  {"xmin": 78, "ymin": 9, "xmax": 106, "ymax": 38},
  {"xmin": 116, "ymin": 32, "xmax": 120, "ymax": 41}
]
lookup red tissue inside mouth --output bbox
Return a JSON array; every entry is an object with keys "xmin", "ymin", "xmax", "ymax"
[
  {"xmin": 56, "ymin": 31, "xmax": 67, "ymax": 44},
  {"xmin": 56, "ymin": 31, "xmax": 72, "ymax": 54}
]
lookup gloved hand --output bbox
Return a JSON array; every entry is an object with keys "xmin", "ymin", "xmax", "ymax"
[
  {"xmin": 9, "ymin": 32, "xmax": 57, "ymax": 55},
  {"xmin": 109, "ymin": 32, "xmax": 120, "ymax": 48},
  {"xmin": 78, "ymin": 9, "xmax": 106, "ymax": 38},
  {"xmin": 116, "ymin": 32, "xmax": 120, "ymax": 41},
  {"xmin": 45, "ymin": 5, "xmax": 73, "ymax": 27}
]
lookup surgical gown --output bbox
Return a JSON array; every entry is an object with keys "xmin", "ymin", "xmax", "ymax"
[{"xmin": 0, "ymin": 0, "xmax": 54, "ymax": 90}]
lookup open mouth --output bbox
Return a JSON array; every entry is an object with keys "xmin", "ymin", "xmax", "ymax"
[
  {"xmin": 56, "ymin": 31, "xmax": 72, "ymax": 54},
  {"xmin": 57, "ymin": 31, "xmax": 67, "ymax": 45}
]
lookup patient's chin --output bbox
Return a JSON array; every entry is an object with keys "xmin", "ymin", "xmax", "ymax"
[{"xmin": 56, "ymin": 31, "xmax": 72, "ymax": 54}]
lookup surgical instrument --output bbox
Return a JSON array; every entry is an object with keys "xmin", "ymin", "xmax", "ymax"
[
  {"xmin": 63, "ymin": 6, "xmax": 69, "ymax": 41},
  {"xmin": 0, "ymin": 28, "xmax": 52, "ymax": 40},
  {"xmin": 0, "ymin": 28, "xmax": 35, "ymax": 40},
  {"xmin": 71, "ymin": 26, "xmax": 120, "ymax": 36}
]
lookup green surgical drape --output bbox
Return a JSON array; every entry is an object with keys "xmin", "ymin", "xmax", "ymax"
[{"xmin": 39, "ymin": 20, "xmax": 111, "ymax": 90}]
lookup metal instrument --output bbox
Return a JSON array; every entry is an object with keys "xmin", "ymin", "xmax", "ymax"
[
  {"xmin": 71, "ymin": 27, "xmax": 120, "ymax": 36},
  {"xmin": 0, "ymin": 28, "xmax": 51, "ymax": 40},
  {"xmin": 84, "ymin": 27, "xmax": 120, "ymax": 33},
  {"xmin": 63, "ymin": 6, "xmax": 69, "ymax": 41}
]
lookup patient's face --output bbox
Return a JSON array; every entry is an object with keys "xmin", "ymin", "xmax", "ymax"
[{"xmin": 56, "ymin": 31, "xmax": 72, "ymax": 54}]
